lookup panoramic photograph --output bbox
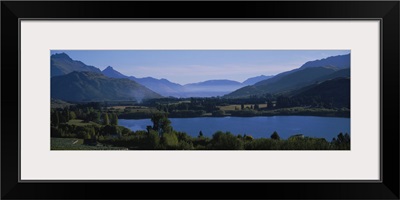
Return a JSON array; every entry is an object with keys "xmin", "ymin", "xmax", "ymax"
[{"xmin": 50, "ymin": 50, "xmax": 350, "ymax": 150}]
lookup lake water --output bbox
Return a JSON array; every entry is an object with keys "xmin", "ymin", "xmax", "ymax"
[{"xmin": 119, "ymin": 116, "xmax": 350, "ymax": 140}]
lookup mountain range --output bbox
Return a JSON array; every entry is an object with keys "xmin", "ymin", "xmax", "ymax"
[
  {"xmin": 101, "ymin": 65, "xmax": 272, "ymax": 97},
  {"xmin": 50, "ymin": 52, "xmax": 350, "ymax": 102},
  {"xmin": 225, "ymin": 54, "xmax": 351, "ymax": 98}
]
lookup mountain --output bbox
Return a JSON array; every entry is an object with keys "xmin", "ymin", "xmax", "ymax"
[
  {"xmin": 51, "ymin": 53, "xmax": 102, "ymax": 77},
  {"xmin": 293, "ymin": 77, "xmax": 350, "ymax": 108},
  {"xmin": 300, "ymin": 54, "xmax": 350, "ymax": 69},
  {"xmin": 100, "ymin": 66, "xmax": 185, "ymax": 97},
  {"xmin": 226, "ymin": 66, "xmax": 339, "ymax": 97},
  {"xmin": 314, "ymin": 68, "xmax": 350, "ymax": 82},
  {"xmin": 51, "ymin": 71, "xmax": 162, "ymax": 102},
  {"xmin": 242, "ymin": 75, "xmax": 273, "ymax": 86},
  {"xmin": 289, "ymin": 67, "xmax": 351, "ymax": 96},
  {"xmin": 185, "ymin": 80, "xmax": 242, "ymax": 87},
  {"xmin": 102, "ymin": 66, "xmax": 128, "ymax": 79},
  {"xmin": 256, "ymin": 54, "xmax": 350, "ymax": 85},
  {"xmin": 184, "ymin": 80, "xmax": 244, "ymax": 97},
  {"xmin": 225, "ymin": 54, "xmax": 351, "ymax": 98},
  {"xmin": 129, "ymin": 76, "xmax": 186, "ymax": 98}
]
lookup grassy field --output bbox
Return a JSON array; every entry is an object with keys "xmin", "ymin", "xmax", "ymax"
[
  {"xmin": 66, "ymin": 119, "xmax": 101, "ymax": 127},
  {"xmin": 51, "ymin": 137, "xmax": 128, "ymax": 150}
]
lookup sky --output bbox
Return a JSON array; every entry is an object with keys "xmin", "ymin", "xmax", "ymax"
[{"xmin": 51, "ymin": 50, "xmax": 350, "ymax": 85}]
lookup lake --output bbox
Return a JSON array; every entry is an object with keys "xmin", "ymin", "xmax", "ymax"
[{"xmin": 119, "ymin": 116, "xmax": 350, "ymax": 140}]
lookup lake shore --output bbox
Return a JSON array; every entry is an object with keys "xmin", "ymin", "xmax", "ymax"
[
  {"xmin": 119, "ymin": 115, "xmax": 350, "ymax": 140},
  {"xmin": 118, "ymin": 107, "xmax": 350, "ymax": 119}
]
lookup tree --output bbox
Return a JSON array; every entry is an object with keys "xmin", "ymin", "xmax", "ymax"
[
  {"xmin": 144, "ymin": 130, "xmax": 160, "ymax": 149},
  {"xmin": 51, "ymin": 111, "xmax": 59, "ymax": 127},
  {"xmin": 146, "ymin": 125, "xmax": 152, "ymax": 134},
  {"xmin": 271, "ymin": 131, "xmax": 280, "ymax": 140},
  {"xmin": 69, "ymin": 111, "xmax": 76, "ymax": 120},
  {"xmin": 244, "ymin": 135, "xmax": 254, "ymax": 141},
  {"xmin": 151, "ymin": 113, "xmax": 172, "ymax": 136},
  {"xmin": 161, "ymin": 132, "xmax": 179, "ymax": 149},
  {"xmin": 241, "ymin": 104, "xmax": 245, "ymax": 110},
  {"xmin": 267, "ymin": 100, "xmax": 273, "ymax": 109},
  {"xmin": 254, "ymin": 104, "xmax": 260, "ymax": 110},
  {"xmin": 332, "ymin": 132, "xmax": 350, "ymax": 150},
  {"xmin": 63, "ymin": 108, "xmax": 70, "ymax": 122},
  {"xmin": 210, "ymin": 131, "xmax": 243, "ymax": 150},
  {"xmin": 110, "ymin": 113, "xmax": 118, "ymax": 125},
  {"xmin": 198, "ymin": 131, "xmax": 203, "ymax": 138},
  {"xmin": 102, "ymin": 113, "xmax": 110, "ymax": 125}
]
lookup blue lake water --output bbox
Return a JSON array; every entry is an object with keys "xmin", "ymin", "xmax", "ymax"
[{"xmin": 119, "ymin": 116, "xmax": 350, "ymax": 140}]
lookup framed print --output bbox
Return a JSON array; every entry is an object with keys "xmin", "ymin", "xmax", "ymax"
[{"xmin": 2, "ymin": 1, "xmax": 399, "ymax": 200}]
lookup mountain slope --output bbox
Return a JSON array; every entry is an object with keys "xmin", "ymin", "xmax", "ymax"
[
  {"xmin": 251, "ymin": 54, "xmax": 350, "ymax": 87},
  {"xmin": 100, "ymin": 66, "xmax": 186, "ymax": 97},
  {"xmin": 293, "ymin": 77, "xmax": 350, "ymax": 108},
  {"xmin": 225, "ymin": 54, "xmax": 351, "ymax": 98},
  {"xmin": 242, "ymin": 75, "xmax": 273, "ymax": 85},
  {"xmin": 226, "ymin": 66, "xmax": 338, "ymax": 97},
  {"xmin": 51, "ymin": 53, "xmax": 101, "ymax": 77},
  {"xmin": 300, "ymin": 54, "xmax": 350, "ymax": 69},
  {"xmin": 129, "ymin": 76, "xmax": 186, "ymax": 97},
  {"xmin": 102, "ymin": 66, "xmax": 128, "ymax": 79},
  {"xmin": 51, "ymin": 71, "xmax": 162, "ymax": 102},
  {"xmin": 314, "ymin": 68, "xmax": 350, "ymax": 82}
]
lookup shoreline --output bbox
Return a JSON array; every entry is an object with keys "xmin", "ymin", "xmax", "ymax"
[{"xmin": 119, "ymin": 112, "xmax": 351, "ymax": 120}]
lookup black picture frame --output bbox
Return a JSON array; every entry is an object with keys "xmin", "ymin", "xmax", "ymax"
[{"xmin": 1, "ymin": 1, "xmax": 399, "ymax": 199}]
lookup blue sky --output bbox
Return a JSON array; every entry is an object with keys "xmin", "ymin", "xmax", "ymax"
[{"xmin": 51, "ymin": 50, "xmax": 350, "ymax": 84}]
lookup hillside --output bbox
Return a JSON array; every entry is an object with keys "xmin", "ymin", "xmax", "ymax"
[
  {"xmin": 130, "ymin": 76, "xmax": 186, "ymax": 98},
  {"xmin": 102, "ymin": 66, "xmax": 128, "ymax": 79},
  {"xmin": 242, "ymin": 75, "xmax": 273, "ymax": 86},
  {"xmin": 293, "ymin": 77, "xmax": 350, "ymax": 108},
  {"xmin": 51, "ymin": 53, "xmax": 102, "ymax": 77},
  {"xmin": 51, "ymin": 71, "xmax": 163, "ymax": 102},
  {"xmin": 225, "ymin": 53, "xmax": 350, "ymax": 98},
  {"xmin": 226, "ymin": 66, "xmax": 339, "ymax": 97},
  {"xmin": 300, "ymin": 54, "xmax": 350, "ymax": 69}
]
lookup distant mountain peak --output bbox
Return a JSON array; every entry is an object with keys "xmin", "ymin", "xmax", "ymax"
[
  {"xmin": 102, "ymin": 66, "xmax": 128, "ymax": 79},
  {"xmin": 242, "ymin": 75, "xmax": 273, "ymax": 86},
  {"xmin": 51, "ymin": 53, "xmax": 102, "ymax": 77},
  {"xmin": 104, "ymin": 66, "xmax": 114, "ymax": 70},
  {"xmin": 51, "ymin": 52, "xmax": 71, "ymax": 59}
]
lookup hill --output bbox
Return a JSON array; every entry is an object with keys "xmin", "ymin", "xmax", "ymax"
[
  {"xmin": 242, "ymin": 75, "xmax": 273, "ymax": 86},
  {"xmin": 293, "ymin": 77, "xmax": 350, "ymax": 108},
  {"xmin": 100, "ymin": 66, "xmax": 186, "ymax": 97},
  {"xmin": 225, "ymin": 54, "xmax": 350, "ymax": 98},
  {"xmin": 51, "ymin": 53, "xmax": 101, "ymax": 77},
  {"xmin": 102, "ymin": 66, "xmax": 128, "ymax": 79},
  {"xmin": 226, "ymin": 66, "xmax": 339, "ymax": 97},
  {"xmin": 300, "ymin": 54, "xmax": 350, "ymax": 69},
  {"xmin": 51, "ymin": 71, "xmax": 162, "ymax": 102}
]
